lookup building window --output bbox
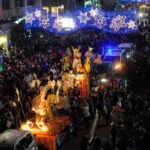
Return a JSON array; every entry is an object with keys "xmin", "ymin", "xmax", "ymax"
[
  {"xmin": 2, "ymin": 0, "xmax": 10, "ymax": 10},
  {"xmin": 15, "ymin": 0, "xmax": 23, "ymax": 8},
  {"xmin": 27, "ymin": 0, "xmax": 36, "ymax": 6}
]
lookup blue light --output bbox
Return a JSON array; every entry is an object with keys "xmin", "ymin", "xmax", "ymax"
[
  {"xmin": 107, "ymin": 49, "xmax": 112, "ymax": 54},
  {"xmin": 23, "ymin": 7, "xmax": 138, "ymax": 34}
]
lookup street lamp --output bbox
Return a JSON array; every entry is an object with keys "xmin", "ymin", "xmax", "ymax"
[{"xmin": 114, "ymin": 63, "xmax": 121, "ymax": 70}]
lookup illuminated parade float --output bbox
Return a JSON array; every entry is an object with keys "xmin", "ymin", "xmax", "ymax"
[{"xmin": 19, "ymin": 46, "xmax": 94, "ymax": 150}]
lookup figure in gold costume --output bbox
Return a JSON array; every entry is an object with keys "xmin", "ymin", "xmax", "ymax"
[
  {"xmin": 62, "ymin": 55, "xmax": 70, "ymax": 72},
  {"xmin": 72, "ymin": 46, "xmax": 83, "ymax": 73},
  {"xmin": 84, "ymin": 57, "xmax": 91, "ymax": 73}
]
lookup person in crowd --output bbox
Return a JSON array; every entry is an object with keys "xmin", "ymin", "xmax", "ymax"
[{"xmin": 80, "ymin": 99, "xmax": 90, "ymax": 129}]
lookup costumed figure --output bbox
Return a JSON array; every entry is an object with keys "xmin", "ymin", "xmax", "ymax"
[
  {"xmin": 94, "ymin": 54, "xmax": 102, "ymax": 64},
  {"xmin": 72, "ymin": 46, "xmax": 84, "ymax": 73},
  {"xmin": 62, "ymin": 55, "xmax": 71, "ymax": 72},
  {"xmin": 68, "ymin": 70, "xmax": 76, "ymax": 89}
]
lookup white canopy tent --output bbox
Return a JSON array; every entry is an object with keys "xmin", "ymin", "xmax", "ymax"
[{"xmin": 118, "ymin": 43, "xmax": 133, "ymax": 49}]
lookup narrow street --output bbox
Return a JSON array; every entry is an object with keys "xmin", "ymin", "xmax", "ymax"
[{"xmin": 59, "ymin": 115, "xmax": 110, "ymax": 150}]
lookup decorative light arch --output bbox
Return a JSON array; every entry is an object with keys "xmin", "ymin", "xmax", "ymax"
[{"xmin": 23, "ymin": 7, "xmax": 138, "ymax": 34}]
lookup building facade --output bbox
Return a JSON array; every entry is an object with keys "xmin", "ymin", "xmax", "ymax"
[
  {"xmin": 0, "ymin": 0, "xmax": 41, "ymax": 20},
  {"xmin": 0, "ymin": 0, "xmax": 42, "ymax": 50}
]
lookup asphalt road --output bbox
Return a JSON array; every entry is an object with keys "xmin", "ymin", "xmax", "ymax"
[{"xmin": 59, "ymin": 115, "xmax": 110, "ymax": 150}]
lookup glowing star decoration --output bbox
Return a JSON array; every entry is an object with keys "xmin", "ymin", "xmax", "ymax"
[
  {"xmin": 77, "ymin": 11, "xmax": 91, "ymax": 24},
  {"xmin": 24, "ymin": 12, "xmax": 35, "ymax": 25},
  {"xmin": 128, "ymin": 20, "xmax": 136, "ymax": 29},
  {"xmin": 94, "ymin": 14, "xmax": 106, "ymax": 29},
  {"xmin": 53, "ymin": 16, "xmax": 63, "ymax": 32},
  {"xmin": 34, "ymin": 9, "xmax": 41, "ymax": 18},
  {"xmin": 23, "ymin": 7, "xmax": 138, "ymax": 34},
  {"xmin": 39, "ymin": 16, "xmax": 50, "ymax": 29},
  {"xmin": 89, "ymin": 8, "xmax": 98, "ymax": 17},
  {"xmin": 110, "ymin": 15, "xmax": 127, "ymax": 32}
]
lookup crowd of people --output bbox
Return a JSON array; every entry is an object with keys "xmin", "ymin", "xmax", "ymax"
[
  {"xmin": 0, "ymin": 25, "xmax": 150, "ymax": 150},
  {"xmin": 80, "ymin": 85, "xmax": 150, "ymax": 150}
]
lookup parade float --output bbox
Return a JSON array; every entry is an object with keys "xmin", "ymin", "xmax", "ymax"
[
  {"xmin": 20, "ymin": 79, "xmax": 72, "ymax": 150},
  {"xmin": 19, "ymin": 46, "xmax": 100, "ymax": 150},
  {"xmin": 62, "ymin": 46, "xmax": 91, "ymax": 98}
]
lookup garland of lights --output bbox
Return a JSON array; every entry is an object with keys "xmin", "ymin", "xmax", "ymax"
[{"xmin": 23, "ymin": 7, "xmax": 138, "ymax": 34}]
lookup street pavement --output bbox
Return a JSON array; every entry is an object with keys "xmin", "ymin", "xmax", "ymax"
[{"xmin": 59, "ymin": 115, "xmax": 110, "ymax": 150}]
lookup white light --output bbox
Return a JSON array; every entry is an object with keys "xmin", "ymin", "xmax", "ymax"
[
  {"xmin": 0, "ymin": 37, "xmax": 7, "ymax": 43},
  {"xmin": 139, "ymin": 13, "xmax": 143, "ymax": 17},
  {"xmin": 61, "ymin": 18, "xmax": 74, "ymax": 28},
  {"xmin": 115, "ymin": 64, "xmax": 121, "ymax": 69},
  {"xmin": 126, "ymin": 54, "xmax": 130, "ymax": 58},
  {"xmin": 61, "ymin": 5, "xmax": 64, "ymax": 9},
  {"xmin": 101, "ymin": 78, "xmax": 107, "ymax": 83},
  {"xmin": 15, "ymin": 21, "xmax": 19, "ymax": 24}
]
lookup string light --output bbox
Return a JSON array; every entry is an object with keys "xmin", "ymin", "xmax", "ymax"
[
  {"xmin": 128, "ymin": 20, "xmax": 136, "ymax": 29},
  {"xmin": 94, "ymin": 14, "xmax": 106, "ymax": 29},
  {"xmin": 77, "ymin": 11, "xmax": 91, "ymax": 24},
  {"xmin": 23, "ymin": 7, "xmax": 138, "ymax": 34},
  {"xmin": 39, "ymin": 15, "xmax": 50, "ymax": 29},
  {"xmin": 24, "ymin": 12, "xmax": 35, "ymax": 25},
  {"xmin": 53, "ymin": 16, "xmax": 63, "ymax": 32},
  {"xmin": 89, "ymin": 8, "xmax": 98, "ymax": 17},
  {"xmin": 34, "ymin": 9, "xmax": 41, "ymax": 18},
  {"xmin": 110, "ymin": 15, "xmax": 127, "ymax": 32}
]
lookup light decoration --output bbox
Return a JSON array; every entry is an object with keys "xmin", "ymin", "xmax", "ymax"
[
  {"xmin": 89, "ymin": 8, "xmax": 98, "ymax": 17},
  {"xmin": 77, "ymin": 11, "xmax": 91, "ymax": 24},
  {"xmin": 114, "ymin": 63, "xmax": 122, "ymax": 69},
  {"xmin": 53, "ymin": 16, "xmax": 63, "ymax": 32},
  {"xmin": 94, "ymin": 14, "xmax": 106, "ymax": 29},
  {"xmin": 21, "ymin": 121, "xmax": 49, "ymax": 132},
  {"xmin": 39, "ymin": 15, "xmax": 50, "ymax": 29},
  {"xmin": 21, "ymin": 124, "xmax": 30, "ymax": 131},
  {"xmin": 34, "ymin": 9, "xmax": 41, "ymax": 18},
  {"xmin": 110, "ymin": 15, "xmax": 127, "ymax": 32},
  {"xmin": 61, "ymin": 18, "xmax": 74, "ymax": 28},
  {"xmin": 24, "ymin": 12, "xmax": 35, "ymax": 25},
  {"xmin": 72, "ymin": 22, "xmax": 76, "ymax": 29},
  {"xmin": 0, "ymin": 36, "xmax": 7, "ymax": 43},
  {"xmin": 36, "ymin": 122, "xmax": 48, "ymax": 131},
  {"xmin": 23, "ymin": 7, "xmax": 138, "ymax": 34},
  {"xmin": 128, "ymin": 20, "xmax": 136, "ymax": 29}
]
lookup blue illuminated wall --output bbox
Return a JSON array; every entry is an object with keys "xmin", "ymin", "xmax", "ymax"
[{"xmin": 23, "ymin": 7, "xmax": 138, "ymax": 34}]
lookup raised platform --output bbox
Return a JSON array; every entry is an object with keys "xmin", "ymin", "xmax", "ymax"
[{"xmin": 20, "ymin": 116, "xmax": 71, "ymax": 150}]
